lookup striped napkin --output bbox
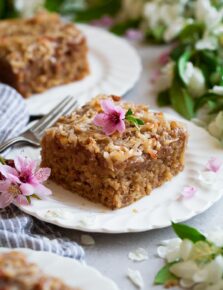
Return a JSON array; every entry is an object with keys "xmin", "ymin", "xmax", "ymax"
[
  {"xmin": 0, "ymin": 84, "xmax": 85, "ymax": 261},
  {"xmin": 0, "ymin": 84, "xmax": 29, "ymax": 144}
]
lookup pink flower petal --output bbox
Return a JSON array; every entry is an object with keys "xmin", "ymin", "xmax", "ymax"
[
  {"xmin": 178, "ymin": 186, "xmax": 197, "ymax": 200},
  {"xmin": 0, "ymin": 192, "xmax": 14, "ymax": 208},
  {"xmin": 158, "ymin": 50, "xmax": 170, "ymax": 65},
  {"xmin": 115, "ymin": 119, "xmax": 126, "ymax": 133},
  {"xmin": 20, "ymin": 183, "xmax": 34, "ymax": 196},
  {"xmin": 34, "ymin": 184, "xmax": 52, "ymax": 198},
  {"xmin": 0, "ymin": 165, "xmax": 20, "ymax": 183},
  {"xmin": 15, "ymin": 195, "xmax": 29, "ymax": 206},
  {"xmin": 91, "ymin": 16, "xmax": 114, "ymax": 28},
  {"xmin": 150, "ymin": 69, "xmax": 161, "ymax": 84},
  {"xmin": 116, "ymin": 106, "xmax": 126, "ymax": 120},
  {"xmin": 125, "ymin": 29, "xmax": 143, "ymax": 41},
  {"xmin": 14, "ymin": 156, "xmax": 26, "ymax": 173},
  {"xmin": 0, "ymin": 180, "xmax": 11, "ymax": 193},
  {"xmin": 93, "ymin": 113, "xmax": 109, "ymax": 127},
  {"xmin": 206, "ymin": 157, "xmax": 222, "ymax": 173},
  {"xmin": 100, "ymin": 100, "xmax": 116, "ymax": 114},
  {"xmin": 35, "ymin": 168, "xmax": 51, "ymax": 183},
  {"xmin": 102, "ymin": 122, "xmax": 117, "ymax": 136}
]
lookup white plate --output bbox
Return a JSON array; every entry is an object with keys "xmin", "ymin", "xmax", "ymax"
[
  {"xmin": 0, "ymin": 248, "xmax": 119, "ymax": 290},
  {"xmin": 27, "ymin": 24, "xmax": 141, "ymax": 115},
  {"xmin": 8, "ymin": 114, "xmax": 223, "ymax": 233}
]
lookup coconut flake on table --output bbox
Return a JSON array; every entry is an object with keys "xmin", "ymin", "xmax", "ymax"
[
  {"xmin": 127, "ymin": 268, "xmax": 144, "ymax": 289},
  {"xmin": 128, "ymin": 248, "xmax": 148, "ymax": 262},
  {"xmin": 80, "ymin": 234, "xmax": 95, "ymax": 246}
]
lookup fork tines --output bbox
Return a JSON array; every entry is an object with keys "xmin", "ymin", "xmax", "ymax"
[{"xmin": 30, "ymin": 96, "xmax": 78, "ymax": 139}]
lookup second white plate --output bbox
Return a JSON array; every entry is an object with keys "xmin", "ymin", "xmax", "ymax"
[
  {"xmin": 27, "ymin": 24, "xmax": 142, "ymax": 115},
  {"xmin": 7, "ymin": 115, "xmax": 223, "ymax": 233},
  {"xmin": 0, "ymin": 248, "xmax": 119, "ymax": 290}
]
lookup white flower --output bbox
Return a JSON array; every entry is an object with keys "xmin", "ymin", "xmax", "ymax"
[
  {"xmin": 164, "ymin": 18, "xmax": 186, "ymax": 42},
  {"xmin": 193, "ymin": 256, "xmax": 223, "ymax": 284},
  {"xmin": 128, "ymin": 248, "xmax": 148, "ymax": 262},
  {"xmin": 157, "ymin": 238, "xmax": 181, "ymax": 262},
  {"xmin": 170, "ymin": 260, "xmax": 199, "ymax": 280},
  {"xmin": 210, "ymin": 86, "xmax": 223, "ymax": 96},
  {"xmin": 208, "ymin": 111, "xmax": 223, "ymax": 143},
  {"xmin": 179, "ymin": 239, "xmax": 194, "ymax": 261},
  {"xmin": 184, "ymin": 62, "xmax": 206, "ymax": 97},
  {"xmin": 127, "ymin": 268, "xmax": 144, "ymax": 289},
  {"xmin": 195, "ymin": 0, "xmax": 223, "ymax": 31},
  {"xmin": 196, "ymin": 36, "xmax": 218, "ymax": 51},
  {"xmin": 143, "ymin": 0, "xmax": 188, "ymax": 41},
  {"xmin": 15, "ymin": 0, "xmax": 44, "ymax": 17},
  {"xmin": 155, "ymin": 61, "xmax": 175, "ymax": 92}
]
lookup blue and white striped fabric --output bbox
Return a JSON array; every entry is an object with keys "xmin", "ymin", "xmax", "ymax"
[
  {"xmin": 0, "ymin": 84, "xmax": 85, "ymax": 261},
  {"xmin": 0, "ymin": 84, "xmax": 29, "ymax": 143},
  {"xmin": 0, "ymin": 205, "xmax": 85, "ymax": 261}
]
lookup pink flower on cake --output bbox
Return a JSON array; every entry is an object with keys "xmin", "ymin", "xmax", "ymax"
[
  {"xmin": 0, "ymin": 156, "xmax": 51, "ymax": 208},
  {"xmin": 94, "ymin": 99, "xmax": 126, "ymax": 135},
  {"xmin": 205, "ymin": 157, "xmax": 222, "ymax": 173}
]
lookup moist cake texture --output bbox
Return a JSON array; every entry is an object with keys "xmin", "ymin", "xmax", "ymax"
[
  {"xmin": 41, "ymin": 95, "xmax": 188, "ymax": 209},
  {"xmin": 0, "ymin": 12, "xmax": 89, "ymax": 97},
  {"xmin": 0, "ymin": 251, "xmax": 78, "ymax": 290}
]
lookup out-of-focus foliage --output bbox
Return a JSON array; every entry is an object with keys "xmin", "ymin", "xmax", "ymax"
[
  {"xmin": 44, "ymin": 0, "xmax": 121, "ymax": 22},
  {"xmin": 0, "ymin": 0, "xmax": 18, "ymax": 19}
]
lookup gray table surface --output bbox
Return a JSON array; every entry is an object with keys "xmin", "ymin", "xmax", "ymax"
[{"xmin": 39, "ymin": 44, "xmax": 222, "ymax": 290}]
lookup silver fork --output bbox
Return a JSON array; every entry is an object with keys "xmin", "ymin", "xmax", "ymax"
[{"xmin": 0, "ymin": 96, "xmax": 78, "ymax": 153}]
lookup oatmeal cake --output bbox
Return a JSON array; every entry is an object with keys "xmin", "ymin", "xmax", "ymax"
[
  {"xmin": 0, "ymin": 251, "xmax": 78, "ymax": 290},
  {"xmin": 0, "ymin": 12, "xmax": 89, "ymax": 97},
  {"xmin": 41, "ymin": 95, "xmax": 188, "ymax": 209}
]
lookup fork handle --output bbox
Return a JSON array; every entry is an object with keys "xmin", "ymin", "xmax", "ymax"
[{"xmin": 0, "ymin": 137, "xmax": 39, "ymax": 153}]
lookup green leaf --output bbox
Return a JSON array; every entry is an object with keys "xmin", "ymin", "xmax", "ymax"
[
  {"xmin": 157, "ymin": 90, "xmax": 171, "ymax": 107},
  {"xmin": 44, "ymin": 0, "xmax": 64, "ymax": 12},
  {"xmin": 110, "ymin": 19, "xmax": 140, "ymax": 36},
  {"xmin": 194, "ymin": 93, "xmax": 221, "ymax": 112},
  {"xmin": 170, "ymin": 81, "xmax": 195, "ymax": 120},
  {"xmin": 135, "ymin": 118, "xmax": 144, "ymax": 125},
  {"xmin": 179, "ymin": 23, "xmax": 204, "ymax": 43},
  {"xmin": 151, "ymin": 25, "xmax": 166, "ymax": 42},
  {"xmin": 0, "ymin": 156, "xmax": 5, "ymax": 164},
  {"xmin": 172, "ymin": 222, "xmax": 206, "ymax": 243},
  {"xmin": 125, "ymin": 108, "xmax": 133, "ymax": 117},
  {"xmin": 125, "ymin": 116, "xmax": 144, "ymax": 128},
  {"xmin": 26, "ymin": 196, "xmax": 31, "ymax": 204},
  {"xmin": 154, "ymin": 263, "xmax": 178, "ymax": 286},
  {"xmin": 177, "ymin": 49, "xmax": 191, "ymax": 85}
]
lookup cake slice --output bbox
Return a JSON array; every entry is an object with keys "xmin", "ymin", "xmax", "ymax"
[
  {"xmin": 41, "ymin": 95, "xmax": 188, "ymax": 209},
  {"xmin": 0, "ymin": 12, "xmax": 89, "ymax": 98}
]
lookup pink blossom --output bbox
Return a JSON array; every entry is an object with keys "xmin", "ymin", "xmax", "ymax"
[
  {"xmin": 158, "ymin": 50, "xmax": 170, "ymax": 65},
  {"xmin": 94, "ymin": 99, "xmax": 126, "ymax": 135},
  {"xmin": 125, "ymin": 29, "xmax": 143, "ymax": 42},
  {"xmin": 0, "ymin": 156, "xmax": 51, "ymax": 208},
  {"xmin": 150, "ymin": 69, "xmax": 161, "ymax": 84},
  {"xmin": 205, "ymin": 157, "xmax": 222, "ymax": 173},
  {"xmin": 91, "ymin": 16, "xmax": 114, "ymax": 28},
  {"xmin": 178, "ymin": 186, "xmax": 197, "ymax": 201}
]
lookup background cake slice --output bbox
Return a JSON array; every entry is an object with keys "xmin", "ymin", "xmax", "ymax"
[
  {"xmin": 41, "ymin": 95, "xmax": 188, "ymax": 209},
  {"xmin": 0, "ymin": 12, "xmax": 89, "ymax": 98}
]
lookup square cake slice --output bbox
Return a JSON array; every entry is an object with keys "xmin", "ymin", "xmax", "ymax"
[
  {"xmin": 41, "ymin": 95, "xmax": 188, "ymax": 209},
  {"xmin": 0, "ymin": 12, "xmax": 89, "ymax": 97}
]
